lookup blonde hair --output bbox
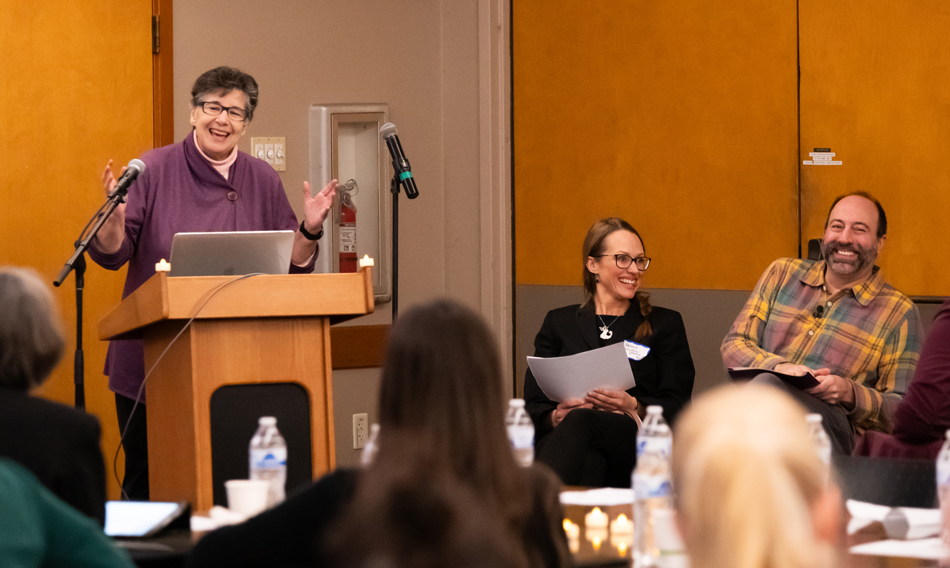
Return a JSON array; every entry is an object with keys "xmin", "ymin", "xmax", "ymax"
[{"xmin": 672, "ymin": 385, "xmax": 835, "ymax": 568}]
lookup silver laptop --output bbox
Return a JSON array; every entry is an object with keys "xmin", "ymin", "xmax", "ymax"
[{"xmin": 168, "ymin": 231, "xmax": 295, "ymax": 277}]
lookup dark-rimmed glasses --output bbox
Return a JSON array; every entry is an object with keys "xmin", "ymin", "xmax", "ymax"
[
  {"xmin": 197, "ymin": 101, "xmax": 248, "ymax": 121},
  {"xmin": 592, "ymin": 254, "xmax": 651, "ymax": 270}
]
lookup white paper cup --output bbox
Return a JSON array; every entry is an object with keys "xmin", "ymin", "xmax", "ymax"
[{"xmin": 225, "ymin": 479, "xmax": 270, "ymax": 518}]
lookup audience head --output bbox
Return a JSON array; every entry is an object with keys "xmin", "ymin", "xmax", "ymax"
[
  {"xmin": 0, "ymin": 267, "xmax": 65, "ymax": 391},
  {"xmin": 328, "ymin": 446, "xmax": 528, "ymax": 568},
  {"xmin": 374, "ymin": 298, "xmax": 518, "ymax": 487},
  {"xmin": 328, "ymin": 299, "xmax": 544, "ymax": 567},
  {"xmin": 822, "ymin": 192, "xmax": 887, "ymax": 281},
  {"xmin": 672, "ymin": 384, "xmax": 841, "ymax": 568},
  {"xmin": 581, "ymin": 217, "xmax": 653, "ymax": 339}
]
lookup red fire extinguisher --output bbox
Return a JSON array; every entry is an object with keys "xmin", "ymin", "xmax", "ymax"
[{"xmin": 338, "ymin": 179, "xmax": 358, "ymax": 273}]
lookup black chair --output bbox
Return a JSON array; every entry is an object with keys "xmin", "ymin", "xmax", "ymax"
[
  {"xmin": 833, "ymin": 455, "xmax": 937, "ymax": 508},
  {"xmin": 807, "ymin": 238, "xmax": 823, "ymax": 261}
]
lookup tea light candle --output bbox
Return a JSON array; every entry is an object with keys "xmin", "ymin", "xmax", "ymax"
[
  {"xmin": 562, "ymin": 519, "xmax": 580, "ymax": 539},
  {"xmin": 610, "ymin": 513, "xmax": 633, "ymax": 535},
  {"xmin": 585, "ymin": 507, "xmax": 609, "ymax": 529},
  {"xmin": 359, "ymin": 255, "xmax": 375, "ymax": 268},
  {"xmin": 586, "ymin": 527, "xmax": 608, "ymax": 551},
  {"xmin": 611, "ymin": 534, "xmax": 631, "ymax": 556},
  {"xmin": 155, "ymin": 259, "xmax": 171, "ymax": 272}
]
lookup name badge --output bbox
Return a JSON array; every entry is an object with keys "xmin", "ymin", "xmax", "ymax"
[{"xmin": 624, "ymin": 340, "xmax": 651, "ymax": 361}]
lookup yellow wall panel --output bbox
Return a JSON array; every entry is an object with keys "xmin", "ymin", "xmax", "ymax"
[
  {"xmin": 514, "ymin": 0, "xmax": 800, "ymax": 290},
  {"xmin": 1, "ymin": 0, "xmax": 153, "ymax": 499},
  {"xmin": 800, "ymin": 0, "xmax": 950, "ymax": 297}
]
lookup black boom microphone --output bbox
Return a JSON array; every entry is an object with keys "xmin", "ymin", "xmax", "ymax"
[
  {"xmin": 109, "ymin": 158, "xmax": 146, "ymax": 200},
  {"xmin": 380, "ymin": 123, "xmax": 419, "ymax": 199}
]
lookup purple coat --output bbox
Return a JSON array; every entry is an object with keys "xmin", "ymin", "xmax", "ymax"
[{"xmin": 88, "ymin": 134, "xmax": 311, "ymax": 400}]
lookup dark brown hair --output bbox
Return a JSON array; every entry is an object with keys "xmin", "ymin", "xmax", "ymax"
[
  {"xmin": 190, "ymin": 66, "xmax": 259, "ymax": 121},
  {"xmin": 825, "ymin": 191, "xmax": 887, "ymax": 239},
  {"xmin": 0, "ymin": 267, "xmax": 65, "ymax": 390},
  {"xmin": 374, "ymin": 300, "xmax": 523, "ymax": 504},
  {"xmin": 581, "ymin": 218, "xmax": 653, "ymax": 340},
  {"xmin": 326, "ymin": 299, "xmax": 559, "ymax": 567}
]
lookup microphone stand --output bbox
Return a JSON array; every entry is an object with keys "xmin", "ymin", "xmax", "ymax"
[
  {"xmin": 390, "ymin": 174, "xmax": 401, "ymax": 320},
  {"xmin": 53, "ymin": 185, "xmax": 130, "ymax": 411}
]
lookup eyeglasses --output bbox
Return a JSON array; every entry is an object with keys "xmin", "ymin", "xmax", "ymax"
[
  {"xmin": 197, "ymin": 101, "xmax": 248, "ymax": 121},
  {"xmin": 593, "ymin": 254, "xmax": 651, "ymax": 271}
]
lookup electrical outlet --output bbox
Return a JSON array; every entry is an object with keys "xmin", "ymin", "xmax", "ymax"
[{"xmin": 353, "ymin": 413, "xmax": 368, "ymax": 449}]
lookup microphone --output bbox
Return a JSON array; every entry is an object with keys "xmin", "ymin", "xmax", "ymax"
[
  {"xmin": 813, "ymin": 304, "xmax": 824, "ymax": 319},
  {"xmin": 380, "ymin": 123, "xmax": 419, "ymax": 199},
  {"xmin": 108, "ymin": 159, "xmax": 146, "ymax": 200}
]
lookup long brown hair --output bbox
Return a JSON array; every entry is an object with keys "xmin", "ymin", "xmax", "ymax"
[{"xmin": 581, "ymin": 218, "xmax": 653, "ymax": 340}]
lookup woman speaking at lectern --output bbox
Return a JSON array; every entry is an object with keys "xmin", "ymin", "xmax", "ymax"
[{"xmin": 88, "ymin": 66, "xmax": 338, "ymax": 500}]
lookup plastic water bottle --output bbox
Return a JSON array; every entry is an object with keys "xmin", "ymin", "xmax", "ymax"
[
  {"xmin": 361, "ymin": 423, "xmax": 380, "ymax": 467},
  {"xmin": 506, "ymin": 399, "xmax": 535, "ymax": 467},
  {"xmin": 806, "ymin": 414, "xmax": 832, "ymax": 482},
  {"xmin": 249, "ymin": 416, "xmax": 287, "ymax": 507},
  {"xmin": 936, "ymin": 430, "xmax": 950, "ymax": 563},
  {"xmin": 633, "ymin": 407, "xmax": 673, "ymax": 568},
  {"xmin": 637, "ymin": 405, "xmax": 672, "ymax": 459}
]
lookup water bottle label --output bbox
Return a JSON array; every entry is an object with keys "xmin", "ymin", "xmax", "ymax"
[
  {"xmin": 507, "ymin": 425, "xmax": 535, "ymax": 450},
  {"xmin": 637, "ymin": 437, "xmax": 672, "ymax": 458},
  {"xmin": 251, "ymin": 447, "xmax": 287, "ymax": 469},
  {"xmin": 634, "ymin": 473, "xmax": 672, "ymax": 499}
]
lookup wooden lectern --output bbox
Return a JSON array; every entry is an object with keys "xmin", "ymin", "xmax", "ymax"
[{"xmin": 98, "ymin": 267, "xmax": 374, "ymax": 511}]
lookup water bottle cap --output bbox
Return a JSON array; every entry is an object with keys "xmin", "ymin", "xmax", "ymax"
[
  {"xmin": 805, "ymin": 414, "xmax": 823, "ymax": 424},
  {"xmin": 646, "ymin": 405, "xmax": 662, "ymax": 415},
  {"xmin": 509, "ymin": 399, "xmax": 526, "ymax": 408},
  {"xmin": 259, "ymin": 416, "xmax": 277, "ymax": 426}
]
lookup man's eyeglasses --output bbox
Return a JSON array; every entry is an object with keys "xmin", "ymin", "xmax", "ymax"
[
  {"xmin": 197, "ymin": 101, "xmax": 248, "ymax": 122},
  {"xmin": 593, "ymin": 254, "xmax": 651, "ymax": 271}
]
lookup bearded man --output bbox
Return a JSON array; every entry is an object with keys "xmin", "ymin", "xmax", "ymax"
[{"xmin": 721, "ymin": 192, "xmax": 923, "ymax": 454}]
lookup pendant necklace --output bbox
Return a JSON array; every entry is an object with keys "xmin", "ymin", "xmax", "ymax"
[{"xmin": 597, "ymin": 314, "xmax": 621, "ymax": 340}]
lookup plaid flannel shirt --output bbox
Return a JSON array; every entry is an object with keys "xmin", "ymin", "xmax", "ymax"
[{"xmin": 722, "ymin": 258, "xmax": 923, "ymax": 433}]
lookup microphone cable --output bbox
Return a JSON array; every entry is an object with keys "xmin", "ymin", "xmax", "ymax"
[{"xmin": 113, "ymin": 272, "xmax": 263, "ymax": 500}]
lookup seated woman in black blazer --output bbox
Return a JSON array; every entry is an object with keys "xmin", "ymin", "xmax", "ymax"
[{"xmin": 524, "ymin": 218, "xmax": 695, "ymax": 487}]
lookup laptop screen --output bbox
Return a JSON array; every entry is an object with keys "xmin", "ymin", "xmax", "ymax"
[{"xmin": 168, "ymin": 230, "xmax": 295, "ymax": 277}]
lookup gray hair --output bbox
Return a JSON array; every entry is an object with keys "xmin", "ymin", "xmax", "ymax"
[
  {"xmin": 0, "ymin": 267, "xmax": 65, "ymax": 390},
  {"xmin": 190, "ymin": 66, "xmax": 260, "ymax": 122}
]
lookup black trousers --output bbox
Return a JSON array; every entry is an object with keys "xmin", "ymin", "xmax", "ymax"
[
  {"xmin": 115, "ymin": 393, "xmax": 149, "ymax": 501},
  {"xmin": 536, "ymin": 408, "xmax": 639, "ymax": 488},
  {"xmin": 751, "ymin": 373, "xmax": 855, "ymax": 455}
]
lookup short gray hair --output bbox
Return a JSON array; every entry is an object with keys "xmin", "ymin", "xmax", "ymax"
[{"xmin": 0, "ymin": 267, "xmax": 65, "ymax": 390}]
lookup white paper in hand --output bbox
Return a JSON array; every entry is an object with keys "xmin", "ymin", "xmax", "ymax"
[{"xmin": 527, "ymin": 342, "xmax": 635, "ymax": 402}]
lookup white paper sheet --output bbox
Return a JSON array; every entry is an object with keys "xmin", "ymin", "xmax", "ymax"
[
  {"xmin": 559, "ymin": 487, "xmax": 635, "ymax": 506},
  {"xmin": 850, "ymin": 537, "xmax": 948, "ymax": 560},
  {"xmin": 527, "ymin": 342, "xmax": 636, "ymax": 402},
  {"xmin": 846, "ymin": 499, "xmax": 941, "ymax": 539}
]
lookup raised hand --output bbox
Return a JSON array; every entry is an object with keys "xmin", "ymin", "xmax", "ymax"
[
  {"xmin": 301, "ymin": 179, "xmax": 339, "ymax": 234},
  {"xmin": 95, "ymin": 160, "xmax": 127, "ymax": 253}
]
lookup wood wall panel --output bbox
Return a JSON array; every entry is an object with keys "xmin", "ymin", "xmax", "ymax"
[
  {"xmin": 799, "ymin": 1, "xmax": 950, "ymax": 297},
  {"xmin": 0, "ymin": 0, "xmax": 154, "ymax": 499},
  {"xmin": 513, "ymin": 0, "xmax": 800, "ymax": 290}
]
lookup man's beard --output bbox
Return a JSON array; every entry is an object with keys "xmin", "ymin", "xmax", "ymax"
[{"xmin": 821, "ymin": 239, "xmax": 877, "ymax": 277}]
